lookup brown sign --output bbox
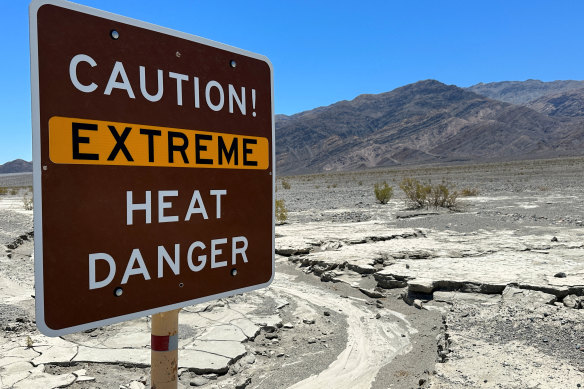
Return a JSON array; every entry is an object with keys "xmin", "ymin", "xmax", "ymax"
[{"xmin": 30, "ymin": 0, "xmax": 274, "ymax": 336}]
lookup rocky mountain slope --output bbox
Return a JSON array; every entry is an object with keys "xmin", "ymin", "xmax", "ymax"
[
  {"xmin": 526, "ymin": 88, "xmax": 584, "ymax": 118},
  {"xmin": 276, "ymin": 80, "xmax": 584, "ymax": 175},
  {"xmin": 466, "ymin": 79, "xmax": 584, "ymax": 105},
  {"xmin": 0, "ymin": 159, "xmax": 32, "ymax": 174}
]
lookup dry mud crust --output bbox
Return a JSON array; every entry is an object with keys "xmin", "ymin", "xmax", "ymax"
[{"xmin": 44, "ymin": 364, "xmax": 149, "ymax": 389}]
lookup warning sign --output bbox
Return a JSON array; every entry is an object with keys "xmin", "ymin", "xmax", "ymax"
[{"xmin": 30, "ymin": 0, "xmax": 274, "ymax": 336}]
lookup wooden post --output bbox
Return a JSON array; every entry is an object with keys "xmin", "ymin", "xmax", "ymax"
[{"xmin": 151, "ymin": 309, "xmax": 181, "ymax": 389}]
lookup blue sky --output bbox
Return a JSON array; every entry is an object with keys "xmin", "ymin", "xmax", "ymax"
[{"xmin": 2, "ymin": 0, "xmax": 584, "ymax": 164}]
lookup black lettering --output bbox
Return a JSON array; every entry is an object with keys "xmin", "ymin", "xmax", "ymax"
[
  {"xmin": 140, "ymin": 128, "xmax": 162, "ymax": 163},
  {"xmin": 242, "ymin": 138, "xmax": 258, "ymax": 166},
  {"xmin": 107, "ymin": 126, "xmax": 134, "ymax": 161},
  {"xmin": 218, "ymin": 136, "xmax": 238, "ymax": 165},
  {"xmin": 72, "ymin": 122, "xmax": 99, "ymax": 160},
  {"xmin": 168, "ymin": 131, "xmax": 189, "ymax": 163},
  {"xmin": 195, "ymin": 134, "xmax": 213, "ymax": 165}
]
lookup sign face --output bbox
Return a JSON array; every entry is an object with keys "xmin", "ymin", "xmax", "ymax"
[{"xmin": 30, "ymin": 0, "xmax": 274, "ymax": 336}]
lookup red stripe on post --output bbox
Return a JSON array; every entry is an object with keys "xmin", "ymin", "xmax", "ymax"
[{"xmin": 151, "ymin": 335, "xmax": 170, "ymax": 351}]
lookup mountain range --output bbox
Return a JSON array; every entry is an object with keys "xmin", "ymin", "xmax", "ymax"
[
  {"xmin": 276, "ymin": 79, "xmax": 584, "ymax": 174},
  {"xmin": 3, "ymin": 79, "xmax": 584, "ymax": 175},
  {"xmin": 0, "ymin": 159, "xmax": 32, "ymax": 174}
]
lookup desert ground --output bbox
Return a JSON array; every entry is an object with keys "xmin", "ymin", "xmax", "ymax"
[{"xmin": 1, "ymin": 157, "xmax": 583, "ymax": 388}]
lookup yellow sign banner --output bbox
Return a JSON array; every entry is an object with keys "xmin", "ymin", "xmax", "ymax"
[{"xmin": 49, "ymin": 116, "xmax": 269, "ymax": 169}]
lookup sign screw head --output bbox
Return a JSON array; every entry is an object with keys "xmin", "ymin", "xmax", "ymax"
[
  {"xmin": 230, "ymin": 60, "xmax": 237, "ymax": 68},
  {"xmin": 231, "ymin": 268, "xmax": 238, "ymax": 276},
  {"xmin": 113, "ymin": 287, "xmax": 123, "ymax": 297},
  {"xmin": 110, "ymin": 30, "xmax": 119, "ymax": 40},
  {"xmin": 176, "ymin": 51, "xmax": 181, "ymax": 58}
]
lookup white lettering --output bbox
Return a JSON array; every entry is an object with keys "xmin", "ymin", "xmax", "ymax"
[
  {"xmin": 168, "ymin": 72, "xmax": 188, "ymax": 106},
  {"xmin": 210, "ymin": 189, "xmax": 227, "ymax": 219},
  {"xmin": 88, "ymin": 235, "xmax": 250, "ymax": 286},
  {"xmin": 89, "ymin": 253, "xmax": 116, "ymax": 289},
  {"xmin": 232, "ymin": 236, "xmax": 248, "ymax": 264},
  {"xmin": 211, "ymin": 238, "xmax": 227, "ymax": 268},
  {"xmin": 67, "ymin": 57, "xmax": 256, "ymax": 116},
  {"xmin": 104, "ymin": 61, "xmax": 135, "ymax": 98},
  {"xmin": 121, "ymin": 249, "xmax": 151, "ymax": 284},
  {"xmin": 158, "ymin": 244, "xmax": 180, "ymax": 278},
  {"xmin": 158, "ymin": 190, "xmax": 179, "ymax": 223},
  {"xmin": 185, "ymin": 190, "xmax": 208, "ymax": 220},
  {"xmin": 139, "ymin": 66, "xmax": 164, "ymax": 102},
  {"xmin": 228, "ymin": 84, "xmax": 246, "ymax": 115},
  {"xmin": 187, "ymin": 241, "xmax": 206, "ymax": 271},
  {"xmin": 194, "ymin": 77, "xmax": 200, "ymax": 108},
  {"xmin": 69, "ymin": 54, "xmax": 98, "ymax": 93},
  {"xmin": 126, "ymin": 191, "xmax": 151, "ymax": 225},
  {"xmin": 205, "ymin": 80, "xmax": 224, "ymax": 112}
]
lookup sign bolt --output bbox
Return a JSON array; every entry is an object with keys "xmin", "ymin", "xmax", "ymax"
[
  {"xmin": 110, "ymin": 30, "xmax": 119, "ymax": 40},
  {"xmin": 231, "ymin": 268, "xmax": 238, "ymax": 276},
  {"xmin": 176, "ymin": 51, "xmax": 181, "ymax": 58},
  {"xmin": 230, "ymin": 60, "xmax": 237, "ymax": 68},
  {"xmin": 113, "ymin": 287, "xmax": 123, "ymax": 297}
]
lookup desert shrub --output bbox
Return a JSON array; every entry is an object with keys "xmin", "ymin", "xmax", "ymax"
[
  {"xmin": 460, "ymin": 188, "xmax": 479, "ymax": 197},
  {"xmin": 358, "ymin": 181, "xmax": 363, "ymax": 186},
  {"xmin": 23, "ymin": 195, "xmax": 33, "ymax": 210},
  {"xmin": 0, "ymin": 187, "xmax": 6, "ymax": 195},
  {"xmin": 400, "ymin": 178, "xmax": 458, "ymax": 209},
  {"xmin": 374, "ymin": 181, "xmax": 393, "ymax": 204},
  {"xmin": 281, "ymin": 179, "xmax": 291, "ymax": 190},
  {"xmin": 399, "ymin": 178, "xmax": 431, "ymax": 208},
  {"xmin": 275, "ymin": 199, "xmax": 287, "ymax": 223},
  {"xmin": 429, "ymin": 181, "xmax": 458, "ymax": 208},
  {"xmin": 10, "ymin": 188, "xmax": 17, "ymax": 195}
]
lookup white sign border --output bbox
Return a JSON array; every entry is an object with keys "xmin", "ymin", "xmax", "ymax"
[{"xmin": 29, "ymin": 0, "xmax": 275, "ymax": 337}]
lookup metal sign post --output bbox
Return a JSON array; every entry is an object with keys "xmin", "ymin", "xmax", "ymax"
[{"xmin": 151, "ymin": 309, "xmax": 181, "ymax": 389}]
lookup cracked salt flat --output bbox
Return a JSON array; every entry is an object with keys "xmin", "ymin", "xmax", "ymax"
[
  {"xmin": 278, "ymin": 219, "xmax": 584, "ymax": 295},
  {"xmin": 0, "ymin": 274, "xmax": 270, "ymax": 384},
  {"xmin": 0, "ymin": 268, "xmax": 415, "ymax": 388},
  {"xmin": 4, "ymin": 159, "xmax": 584, "ymax": 387}
]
